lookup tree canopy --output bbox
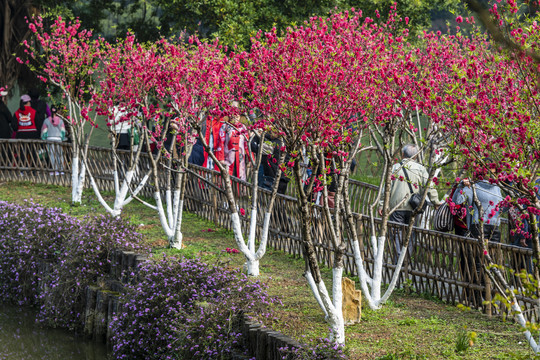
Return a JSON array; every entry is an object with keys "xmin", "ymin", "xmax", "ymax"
[{"xmin": 1, "ymin": 0, "xmax": 464, "ymax": 91}]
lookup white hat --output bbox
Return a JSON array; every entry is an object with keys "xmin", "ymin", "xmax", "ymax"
[{"xmin": 0, "ymin": 89, "xmax": 7, "ymax": 97}]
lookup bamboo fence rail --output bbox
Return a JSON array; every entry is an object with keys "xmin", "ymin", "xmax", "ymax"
[{"xmin": 0, "ymin": 139, "xmax": 535, "ymax": 321}]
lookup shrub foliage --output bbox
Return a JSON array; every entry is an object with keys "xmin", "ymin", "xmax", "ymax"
[
  {"xmin": 0, "ymin": 200, "xmax": 147, "ymax": 330},
  {"xmin": 110, "ymin": 255, "xmax": 275, "ymax": 359},
  {"xmin": 0, "ymin": 200, "xmax": 346, "ymax": 359}
]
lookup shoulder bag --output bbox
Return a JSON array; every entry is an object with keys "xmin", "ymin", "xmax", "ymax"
[{"xmin": 402, "ymin": 165, "xmax": 428, "ymax": 214}]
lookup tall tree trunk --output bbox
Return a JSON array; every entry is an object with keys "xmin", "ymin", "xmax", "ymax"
[{"xmin": 0, "ymin": 0, "xmax": 35, "ymax": 91}]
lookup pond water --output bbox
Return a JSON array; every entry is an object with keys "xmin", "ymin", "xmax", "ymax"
[{"xmin": 0, "ymin": 305, "xmax": 110, "ymax": 360}]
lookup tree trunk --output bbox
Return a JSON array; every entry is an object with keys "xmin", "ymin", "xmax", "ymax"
[
  {"xmin": 0, "ymin": 0, "xmax": 34, "ymax": 90},
  {"xmin": 71, "ymin": 155, "xmax": 85, "ymax": 204},
  {"xmin": 170, "ymin": 198, "xmax": 184, "ymax": 249}
]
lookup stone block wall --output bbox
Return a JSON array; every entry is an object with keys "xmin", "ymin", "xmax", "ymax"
[
  {"xmin": 82, "ymin": 250, "xmax": 148, "ymax": 343},
  {"xmin": 231, "ymin": 313, "xmax": 303, "ymax": 360}
]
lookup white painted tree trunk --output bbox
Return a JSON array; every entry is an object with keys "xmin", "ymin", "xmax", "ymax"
[
  {"xmin": 71, "ymin": 156, "xmax": 85, "ymax": 204},
  {"xmin": 166, "ymin": 189, "xmax": 173, "ymax": 225},
  {"xmin": 352, "ymin": 240, "xmax": 376, "ymax": 307},
  {"xmin": 240, "ymin": 211, "xmax": 272, "ymax": 277},
  {"xmin": 229, "ymin": 212, "xmax": 253, "ymax": 254},
  {"xmin": 89, "ymin": 174, "xmax": 121, "ymax": 217},
  {"xmin": 246, "ymin": 258, "xmax": 260, "ymax": 276},
  {"xmin": 113, "ymin": 170, "xmax": 134, "ymax": 211},
  {"xmin": 304, "ymin": 268, "xmax": 345, "ymax": 344},
  {"xmin": 154, "ymin": 191, "xmax": 184, "ymax": 249},
  {"xmin": 170, "ymin": 198, "xmax": 184, "ymax": 249},
  {"xmin": 305, "ymin": 271, "xmax": 329, "ymax": 317},
  {"xmin": 254, "ymin": 212, "xmax": 271, "ymax": 260},
  {"xmin": 331, "ymin": 267, "xmax": 345, "ymax": 344},
  {"xmin": 87, "ymin": 167, "xmax": 150, "ymax": 217},
  {"xmin": 511, "ymin": 302, "xmax": 540, "ymax": 352},
  {"xmin": 230, "ymin": 212, "xmax": 263, "ymax": 276},
  {"xmin": 352, "ymin": 233, "xmax": 413, "ymax": 310},
  {"xmin": 124, "ymin": 173, "xmax": 150, "ymax": 206},
  {"xmin": 247, "ymin": 208, "xmax": 258, "ymax": 252},
  {"xmin": 370, "ymin": 235, "xmax": 386, "ymax": 303}
]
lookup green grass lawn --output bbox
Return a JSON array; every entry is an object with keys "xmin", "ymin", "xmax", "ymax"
[{"xmin": 0, "ymin": 180, "xmax": 533, "ymax": 359}]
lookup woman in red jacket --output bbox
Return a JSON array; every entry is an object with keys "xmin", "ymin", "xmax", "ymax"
[
  {"xmin": 13, "ymin": 94, "xmax": 39, "ymax": 170},
  {"xmin": 14, "ymin": 94, "xmax": 38, "ymax": 139}
]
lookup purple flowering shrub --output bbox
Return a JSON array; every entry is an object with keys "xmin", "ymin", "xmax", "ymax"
[
  {"xmin": 110, "ymin": 255, "xmax": 275, "ymax": 360},
  {"xmin": 37, "ymin": 215, "xmax": 148, "ymax": 329},
  {"xmin": 0, "ymin": 200, "xmax": 79, "ymax": 304},
  {"xmin": 0, "ymin": 201, "xmax": 148, "ymax": 330}
]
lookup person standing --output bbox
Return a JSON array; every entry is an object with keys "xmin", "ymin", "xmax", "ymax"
[
  {"xmin": 0, "ymin": 88, "xmax": 16, "ymax": 165},
  {"xmin": 250, "ymin": 132, "xmax": 290, "ymax": 194},
  {"xmin": 188, "ymin": 138, "xmax": 205, "ymax": 166},
  {"xmin": 452, "ymin": 180, "xmax": 503, "ymax": 242},
  {"xmin": 14, "ymin": 95, "xmax": 38, "ymax": 139},
  {"xmin": 224, "ymin": 120, "xmax": 251, "ymax": 181},
  {"xmin": 202, "ymin": 115, "xmax": 227, "ymax": 171},
  {"xmin": 509, "ymin": 207, "xmax": 532, "ymax": 274},
  {"xmin": 41, "ymin": 106, "xmax": 66, "ymax": 175},
  {"xmin": 378, "ymin": 144, "xmax": 442, "ymax": 256},
  {"xmin": 110, "ymin": 104, "xmax": 132, "ymax": 151},
  {"xmin": 452, "ymin": 176, "xmax": 504, "ymax": 305},
  {"xmin": 0, "ymin": 88, "xmax": 15, "ymax": 139},
  {"xmin": 14, "ymin": 94, "xmax": 39, "ymax": 170}
]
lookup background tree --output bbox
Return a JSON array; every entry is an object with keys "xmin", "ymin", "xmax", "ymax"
[
  {"xmin": 428, "ymin": 3, "xmax": 540, "ymax": 351},
  {"xmin": 89, "ymin": 35, "xmax": 160, "ymax": 217},
  {"xmin": 1, "ymin": 0, "xmax": 161, "ymax": 92},
  {"xmin": 164, "ymin": 37, "xmax": 285, "ymax": 276},
  {"xmin": 24, "ymin": 16, "xmax": 102, "ymax": 204},
  {"xmin": 152, "ymin": 0, "xmax": 463, "ymax": 50},
  {"xmin": 0, "ymin": 0, "xmax": 46, "ymax": 90},
  {"xmin": 2, "ymin": 0, "xmax": 464, "ymax": 92},
  {"xmin": 245, "ymin": 13, "xmax": 355, "ymax": 342}
]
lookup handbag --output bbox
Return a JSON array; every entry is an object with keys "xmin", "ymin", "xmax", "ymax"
[
  {"xmin": 402, "ymin": 165, "xmax": 428, "ymax": 214},
  {"xmin": 432, "ymin": 202, "xmax": 454, "ymax": 232}
]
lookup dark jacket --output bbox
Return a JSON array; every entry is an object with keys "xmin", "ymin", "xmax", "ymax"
[
  {"xmin": 250, "ymin": 134, "xmax": 290, "ymax": 194},
  {"xmin": 188, "ymin": 138, "xmax": 205, "ymax": 166},
  {"xmin": 30, "ymin": 98, "xmax": 50, "ymax": 132},
  {"xmin": 0, "ymin": 102, "xmax": 15, "ymax": 138}
]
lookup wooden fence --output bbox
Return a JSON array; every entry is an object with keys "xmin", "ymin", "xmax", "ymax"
[{"xmin": 0, "ymin": 139, "xmax": 536, "ymax": 321}]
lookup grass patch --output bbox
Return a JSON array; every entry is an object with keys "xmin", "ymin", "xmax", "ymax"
[{"xmin": 0, "ymin": 180, "xmax": 533, "ymax": 359}]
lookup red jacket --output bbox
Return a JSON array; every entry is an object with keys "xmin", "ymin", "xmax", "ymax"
[
  {"xmin": 14, "ymin": 106, "xmax": 37, "ymax": 133},
  {"xmin": 226, "ymin": 123, "xmax": 252, "ymax": 180},
  {"xmin": 202, "ymin": 116, "xmax": 226, "ymax": 171}
]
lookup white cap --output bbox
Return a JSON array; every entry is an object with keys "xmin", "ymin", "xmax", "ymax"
[{"xmin": 0, "ymin": 90, "xmax": 7, "ymax": 97}]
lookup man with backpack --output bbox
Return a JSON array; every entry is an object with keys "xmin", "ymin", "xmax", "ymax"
[{"xmin": 378, "ymin": 144, "xmax": 442, "ymax": 258}]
